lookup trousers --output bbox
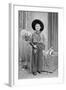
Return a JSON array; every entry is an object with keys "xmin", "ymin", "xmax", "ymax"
[{"xmin": 31, "ymin": 46, "xmax": 43, "ymax": 73}]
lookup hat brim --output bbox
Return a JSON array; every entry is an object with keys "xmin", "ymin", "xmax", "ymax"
[{"xmin": 32, "ymin": 19, "xmax": 44, "ymax": 32}]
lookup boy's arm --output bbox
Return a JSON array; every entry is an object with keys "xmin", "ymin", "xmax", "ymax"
[
  {"xmin": 29, "ymin": 34, "xmax": 37, "ymax": 49},
  {"xmin": 29, "ymin": 41, "xmax": 37, "ymax": 49}
]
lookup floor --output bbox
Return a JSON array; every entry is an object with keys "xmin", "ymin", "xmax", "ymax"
[{"xmin": 18, "ymin": 68, "xmax": 58, "ymax": 79}]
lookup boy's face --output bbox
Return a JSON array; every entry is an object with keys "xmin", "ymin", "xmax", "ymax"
[{"xmin": 35, "ymin": 24, "xmax": 41, "ymax": 33}]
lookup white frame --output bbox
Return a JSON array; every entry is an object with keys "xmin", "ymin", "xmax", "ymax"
[{"xmin": 9, "ymin": 3, "xmax": 64, "ymax": 87}]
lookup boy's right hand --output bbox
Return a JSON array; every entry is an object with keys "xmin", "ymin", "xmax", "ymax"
[{"xmin": 34, "ymin": 45, "xmax": 37, "ymax": 48}]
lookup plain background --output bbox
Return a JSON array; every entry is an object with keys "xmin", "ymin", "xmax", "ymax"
[{"xmin": 0, "ymin": 0, "xmax": 66, "ymax": 89}]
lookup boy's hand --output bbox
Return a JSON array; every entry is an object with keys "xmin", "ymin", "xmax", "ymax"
[{"xmin": 34, "ymin": 45, "xmax": 37, "ymax": 48}]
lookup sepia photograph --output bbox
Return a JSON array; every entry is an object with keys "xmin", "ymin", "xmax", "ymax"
[{"xmin": 18, "ymin": 10, "xmax": 58, "ymax": 79}]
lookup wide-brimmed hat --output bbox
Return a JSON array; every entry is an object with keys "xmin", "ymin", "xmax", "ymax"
[{"xmin": 32, "ymin": 19, "xmax": 44, "ymax": 32}]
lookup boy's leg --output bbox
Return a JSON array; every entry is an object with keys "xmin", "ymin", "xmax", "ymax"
[
  {"xmin": 37, "ymin": 49, "xmax": 43, "ymax": 73},
  {"xmin": 32, "ymin": 49, "xmax": 37, "ymax": 75}
]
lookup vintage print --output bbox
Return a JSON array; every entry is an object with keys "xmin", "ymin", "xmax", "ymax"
[{"xmin": 18, "ymin": 11, "xmax": 58, "ymax": 79}]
